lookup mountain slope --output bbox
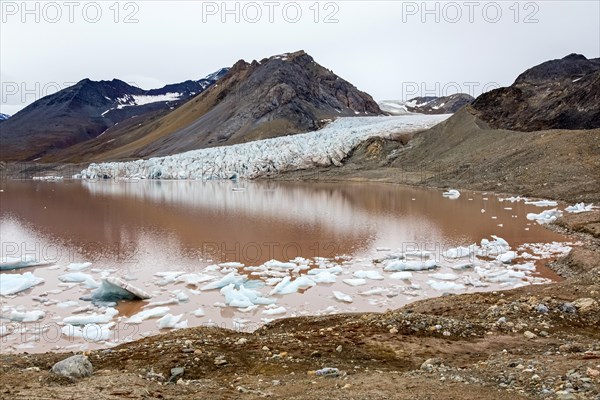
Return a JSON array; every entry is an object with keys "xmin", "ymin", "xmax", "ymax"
[
  {"xmin": 0, "ymin": 69, "xmax": 228, "ymax": 161},
  {"xmin": 471, "ymin": 54, "xmax": 600, "ymax": 131},
  {"xmin": 45, "ymin": 50, "xmax": 383, "ymax": 162}
]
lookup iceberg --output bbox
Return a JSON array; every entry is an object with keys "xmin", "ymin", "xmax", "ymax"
[
  {"xmin": 201, "ymin": 272, "xmax": 247, "ymax": 291},
  {"xmin": 270, "ymin": 276, "xmax": 316, "ymax": 295},
  {"xmin": 262, "ymin": 306, "xmax": 287, "ymax": 315},
  {"xmin": 526, "ymin": 209, "xmax": 563, "ymax": 224},
  {"xmin": 91, "ymin": 277, "xmax": 151, "ymax": 302},
  {"xmin": 61, "ymin": 322, "xmax": 114, "ymax": 342},
  {"xmin": 565, "ymin": 202, "xmax": 595, "ymax": 213},
  {"xmin": 525, "ymin": 199, "xmax": 558, "ymax": 207},
  {"xmin": 389, "ymin": 271, "xmax": 413, "ymax": 280},
  {"xmin": 4, "ymin": 309, "xmax": 46, "ymax": 322},
  {"xmin": 311, "ymin": 271, "xmax": 337, "ymax": 284},
  {"xmin": 58, "ymin": 272, "xmax": 100, "ymax": 288},
  {"xmin": 126, "ymin": 306, "xmax": 170, "ymax": 324},
  {"xmin": 353, "ymin": 270, "xmax": 384, "ymax": 280},
  {"xmin": 430, "ymin": 273, "xmax": 459, "ymax": 281},
  {"xmin": 0, "ymin": 272, "xmax": 44, "ymax": 296},
  {"xmin": 0, "ymin": 255, "xmax": 52, "ymax": 271},
  {"xmin": 343, "ymin": 278, "xmax": 367, "ymax": 287},
  {"xmin": 220, "ymin": 284, "xmax": 276, "ymax": 308},
  {"xmin": 443, "ymin": 245, "xmax": 476, "ymax": 259},
  {"xmin": 427, "ymin": 280, "xmax": 465, "ymax": 291},
  {"xmin": 442, "ymin": 189, "xmax": 460, "ymax": 199},
  {"xmin": 157, "ymin": 313, "xmax": 188, "ymax": 329},
  {"xmin": 333, "ymin": 291, "xmax": 353, "ymax": 303},
  {"xmin": 384, "ymin": 259, "xmax": 438, "ymax": 271},
  {"xmin": 63, "ymin": 308, "xmax": 119, "ymax": 325},
  {"xmin": 66, "ymin": 262, "xmax": 92, "ymax": 271}
]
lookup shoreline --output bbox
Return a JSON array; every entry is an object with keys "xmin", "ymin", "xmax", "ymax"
[{"xmin": 1, "ymin": 176, "xmax": 598, "ymax": 399}]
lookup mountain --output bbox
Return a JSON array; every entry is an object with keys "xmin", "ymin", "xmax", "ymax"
[
  {"xmin": 380, "ymin": 94, "xmax": 474, "ymax": 116},
  {"xmin": 0, "ymin": 113, "xmax": 10, "ymax": 121},
  {"xmin": 0, "ymin": 69, "xmax": 228, "ymax": 161},
  {"xmin": 471, "ymin": 54, "xmax": 600, "ymax": 131},
  {"xmin": 43, "ymin": 50, "xmax": 383, "ymax": 162}
]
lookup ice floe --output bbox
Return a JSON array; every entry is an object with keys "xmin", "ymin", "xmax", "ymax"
[
  {"xmin": 157, "ymin": 313, "xmax": 188, "ymax": 329},
  {"xmin": 526, "ymin": 209, "xmax": 563, "ymax": 224},
  {"xmin": 565, "ymin": 202, "xmax": 596, "ymax": 213},
  {"xmin": 442, "ymin": 189, "xmax": 460, "ymax": 199},
  {"xmin": 91, "ymin": 277, "xmax": 151, "ymax": 302},
  {"xmin": 63, "ymin": 308, "xmax": 119, "ymax": 325},
  {"xmin": 270, "ymin": 276, "xmax": 316, "ymax": 295},
  {"xmin": 0, "ymin": 255, "xmax": 51, "ymax": 271},
  {"xmin": 126, "ymin": 307, "xmax": 171, "ymax": 324},
  {"xmin": 333, "ymin": 291, "xmax": 353, "ymax": 303},
  {"xmin": 0, "ymin": 272, "xmax": 44, "ymax": 296}
]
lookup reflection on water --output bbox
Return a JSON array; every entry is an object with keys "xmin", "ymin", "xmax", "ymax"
[
  {"xmin": 0, "ymin": 180, "xmax": 566, "ymax": 271},
  {"xmin": 0, "ymin": 179, "xmax": 570, "ymax": 353}
]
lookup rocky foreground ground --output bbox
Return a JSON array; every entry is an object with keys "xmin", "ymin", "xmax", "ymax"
[{"xmin": 0, "ymin": 211, "xmax": 598, "ymax": 399}]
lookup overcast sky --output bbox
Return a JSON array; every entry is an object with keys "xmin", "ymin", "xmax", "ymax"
[{"xmin": 1, "ymin": 0, "xmax": 599, "ymax": 115}]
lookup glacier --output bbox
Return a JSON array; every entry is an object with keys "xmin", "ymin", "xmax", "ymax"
[{"xmin": 78, "ymin": 115, "xmax": 449, "ymax": 180}]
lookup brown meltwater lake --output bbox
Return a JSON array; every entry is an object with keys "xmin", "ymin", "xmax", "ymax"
[{"xmin": 0, "ymin": 179, "xmax": 573, "ymax": 352}]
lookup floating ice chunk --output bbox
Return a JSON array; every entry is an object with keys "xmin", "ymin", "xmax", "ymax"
[
  {"xmin": 311, "ymin": 271, "xmax": 337, "ymax": 284},
  {"xmin": 526, "ymin": 209, "xmax": 562, "ymax": 224},
  {"xmin": 154, "ymin": 271, "xmax": 185, "ymax": 286},
  {"xmin": 57, "ymin": 301, "xmax": 80, "ymax": 308},
  {"xmin": 333, "ymin": 291, "xmax": 353, "ymax": 303},
  {"xmin": 343, "ymin": 278, "xmax": 367, "ymax": 287},
  {"xmin": 218, "ymin": 262, "xmax": 244, "ymax": 268},
  {"xmin": 63, "ymin": 308, "xmax": 118, "ymax": 325},
  {"xmin": 175, "ymin": 273, "xmax": 216, "ymax": 286},
  {"xmin": 126, "ymin": 307, "xmax": 170, "ymax": 324},
  {"xmin": 499, "ymin": 196, "xmax": 528, "ymax": 203},
  {"xmin": 511, "ymin": 263, "xmax": 536, "ymax": 272},
  {"xmin": 442, "ymin": 189, "xmax": 460, "ymax": 199},
  {"xmin": 91, "ymin": 277, "xmax": 151, "ymax": 302},
  {"xmin": 173, "ymin": 290, "xmax": 190, "ymax": 303},
  {"xmin": 192, "ymin": 308, "xmax": 205, "ymax": 317},
  {"xmin": 384, "ymin": 259, "xmax": 437, "ymax": 271},
  {"xmin": 263, "ymin": 260, "xmax": 297, "ymax": 270},
  {"xmin": 443, "ymin": 245, "xmax": 476, "ymax": 259},
  {"xmin": 270, "ymin": 276, "xmax": 315, "ymax": 295},
  {"xmin": 0, "ymin": 255, "xmax": 51, "ymax": 271},
  {"xmin": 427, "ymin": 280, "xmax": 465, "ymax": 291},
  {"xmin": 525, "ymin": 199, "xmax": 558, "ymax": 207},
  {"xmin": 66, "ymin": 262, "xmax": 92, "ymax": 271},
  {"xmin": 390, "ymin": 271, "xmax": 413, "ymax": 280},
  {"xmin": 430, "ymin": 273, "xmax": 459, "ymax": 281},
  {"xmin": 496, "ymin": 251, "xmax": 518, "ymax": 264},
  {"xmin": 479, "ymin": 236, "xmax": 510, "ymax": 256},
  {"xmin": 262, "ymin": 306, "xmax": 287, "ymax": 315},
  {"xmin": 0, "ymin": 272, "xmax": 44, "ymax": 296},
  {"xmin": 221, "ymin": 284, "xmax": 276, "ymax": 308},
  {"xmin": 61, "ymin": 322, "xmax": 114, "ymax": 342},
  {"xmin": 565, "ymin": 202, "xmax": 595, "ymax": 213},
  {"xmin": 307, "ymin": 266, "xmax": 344, "ymax": 275},
  {"xmin": 359, "ymin": 287, "xmax": 389, "ymax": 296},
  {"xmin": 353, "ymin": 270, "xmax": 384, "ymax": 280},
  {"xmin": 450, "ymin": 262, "xmax": 474, "ymax": 270},
  {"xmin": 157, "ymin": 313, "xmax": 187, "ymax": 329},
  {"xmin": 201, "ymin": 272, "xmax": 247, "ymax": 291},
  {"xmin": 5, "ymin": 309, "xmax": 45, "ymax": 322},
  {"xmin": 265, "ymin": 277, "xmax": 283, "ymax": 286},
  {"xmin": 58, "ymin": 272, "xmax": 100, "ymax": 288}
]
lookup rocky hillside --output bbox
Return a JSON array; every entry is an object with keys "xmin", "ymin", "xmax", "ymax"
[
  {"xmin": 0, "ymin": 69, "xmax": 228, "ymax": 161},
  {"xmin": 45, "ymin": 50, "xmax": 383, "ymax": 162},
  {"xmin": 471, "ymin": 54, "xmax": 600, "ymax": 131},
  {"xmin": 379, "ymin": 93, "xmax": 473, "ymax": 115}
]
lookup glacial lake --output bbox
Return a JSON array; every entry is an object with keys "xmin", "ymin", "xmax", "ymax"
[{"xmin": 0, "ymin": 179, "xmax": 573, "ymax": 352}]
